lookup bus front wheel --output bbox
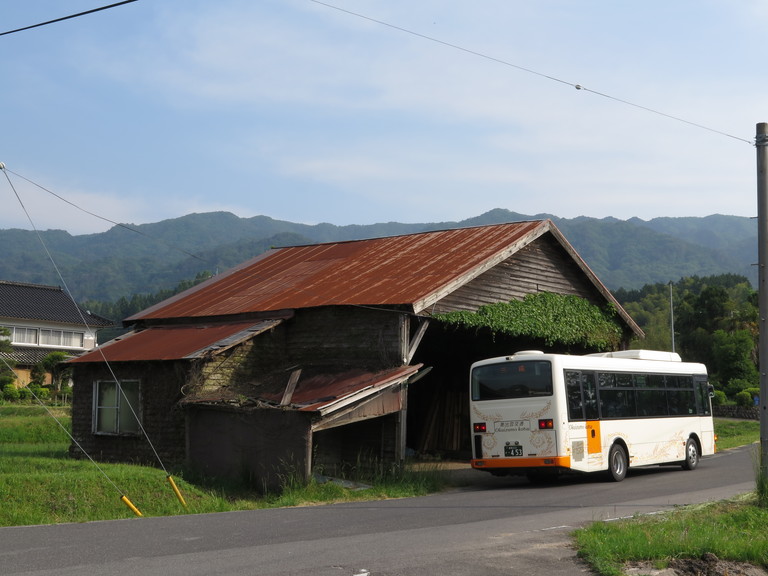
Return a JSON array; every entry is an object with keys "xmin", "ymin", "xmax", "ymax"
[
  {"xmin": 682, "ymin": 438, "xmax": 699, "ymax": 471},
  {"xmin": 607, "ymin": 444, "xmax": 628, "ymax": 482}
]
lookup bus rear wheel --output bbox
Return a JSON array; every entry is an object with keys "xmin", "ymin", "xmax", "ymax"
[
  {"xmin": 607, "ymin": 444, "xmax": 628, "ymax": 482},
  {"xmin": 682, "ymin": 438, "xmax": 699, "ymax": 471}
]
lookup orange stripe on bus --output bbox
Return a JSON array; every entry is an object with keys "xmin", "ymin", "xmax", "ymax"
[{"xmin": 471, "ymin": 456, "xmax": 571, "ymax": 469}]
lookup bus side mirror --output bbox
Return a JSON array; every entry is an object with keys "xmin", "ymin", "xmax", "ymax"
[{"xmin": 708, "ymin": 384, "xmax": 715, "ymax": 398}]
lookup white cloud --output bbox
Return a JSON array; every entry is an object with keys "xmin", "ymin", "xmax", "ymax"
[{"xmin": 2, "ymin": 0, "xmax": 767, "ymax": 237}]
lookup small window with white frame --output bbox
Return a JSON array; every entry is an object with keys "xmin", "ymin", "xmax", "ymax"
[
  {"xmin": 40, "ymin": 329, "xmax": 85, "ymax": 348},
  {"xmin": 93, "ymin": 380, "xmax": 141, "ymax": 435},
  {"xmin": 1, "ymin": 325, "xmax": 39, "ymax": 345}
]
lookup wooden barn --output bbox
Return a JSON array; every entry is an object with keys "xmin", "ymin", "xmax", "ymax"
[{"xmin": 68, "ymin": 220, "xmax": 642, "ymax": 491}]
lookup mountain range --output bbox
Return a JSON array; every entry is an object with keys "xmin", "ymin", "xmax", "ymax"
[{"xmin": 0, "ymin": 209, "xmax": 756, "ymax": 302}]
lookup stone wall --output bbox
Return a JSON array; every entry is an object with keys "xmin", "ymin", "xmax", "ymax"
[{"xmin": 713, "ymin": 405, "xmax": 760, "ymax": 420}]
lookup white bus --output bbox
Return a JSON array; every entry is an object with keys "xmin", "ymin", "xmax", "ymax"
[{"xmin": 469, "ymin": 350, "xmax": 715, "ymax": 482}]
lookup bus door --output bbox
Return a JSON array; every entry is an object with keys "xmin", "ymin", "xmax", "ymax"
[{"xmin": 566, "ymin": 370, "xmax": 602, "ymax": 472}]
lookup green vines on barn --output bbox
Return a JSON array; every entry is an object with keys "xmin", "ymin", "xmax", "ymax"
[{"xmin": 434, "ymin": 292, "xmax": 623, "ymax": 350}]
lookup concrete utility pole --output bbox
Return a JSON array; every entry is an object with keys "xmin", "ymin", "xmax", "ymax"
[
  {"xmin": 756, "ymin": 122, "xmax": 768, "ymax": 480},
  {"xmin": 669, "ymin": 281, "xmax": 675, "ymax": 353}
]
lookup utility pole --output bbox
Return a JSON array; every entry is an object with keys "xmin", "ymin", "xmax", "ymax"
[
  {"xmin": 669, "ymin": 281, "xmax": 675, "ymax": 353},
  {"xmin": 756, "ymin": 122, "xmax": 768, "ymax": 480}
]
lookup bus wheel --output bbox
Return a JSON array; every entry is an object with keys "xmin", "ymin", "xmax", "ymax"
[
  {"xmin": 607, "ymin": 444, "xmax": 628, "ymax": 482},
  {"xmin": 682, "ymin": 438, "xmax": 699, "ymax": 471}
]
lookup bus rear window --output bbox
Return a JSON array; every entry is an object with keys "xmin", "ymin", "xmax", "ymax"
[{"xmin": 471, "ymin": 361, "xmax": 553, "ymax": 400}]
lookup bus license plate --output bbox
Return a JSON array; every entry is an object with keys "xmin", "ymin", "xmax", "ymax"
[{"xmin": 504, "ymin": 445, "xmax": 523, "ymax": 457}]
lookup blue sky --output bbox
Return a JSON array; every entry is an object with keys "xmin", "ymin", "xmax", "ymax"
[{"xmin": 1, "ymin": 1, "xmax": 766, "ymax": 234}]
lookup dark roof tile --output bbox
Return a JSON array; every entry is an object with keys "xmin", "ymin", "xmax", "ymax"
[
  {"xmin": 0, "ymin": 281, "xmax": 113, "ymax": 327},
  {"xmin": 0, "ymin": 346, "xmax": 79, "ymax": 366}
]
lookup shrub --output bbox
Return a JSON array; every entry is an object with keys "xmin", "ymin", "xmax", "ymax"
[
  {"xmin": 2, "ymin": 384, "xmax": 20, "ymax": 402},
  {"xmin": 724, "ymin": 378, "xmax": 755, "ymax": 399},
  {"xmin": 27, "ymin": 385, "xmax": 51, "ymax": 401},
  {"xmin": 735, "ymin": 390, "xmax": 754, "ymax": 407}
]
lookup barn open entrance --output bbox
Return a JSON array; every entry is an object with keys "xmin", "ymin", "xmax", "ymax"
[{"xmin": 406, "ymin": 322, "xmax": 536, "ymax": 461}]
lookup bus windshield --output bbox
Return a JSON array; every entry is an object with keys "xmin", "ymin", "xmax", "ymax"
[{"xmin": 471, "ymin": 360, "xmax": 553, "ymax": 400}]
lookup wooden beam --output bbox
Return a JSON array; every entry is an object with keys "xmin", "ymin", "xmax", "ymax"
[
  {"xmin": 280, "ymin": 368, "xmax": 302, "ymax": 406},
  {"xmin": 406, "ymin": 318, "xmax": 430, "ymax": 364}
]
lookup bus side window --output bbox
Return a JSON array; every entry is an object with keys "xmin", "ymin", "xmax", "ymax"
[
  {"xmin": 565, "ymin": 370, "xmax": 584, "ymax": 420},
  {"xmin": 695, "ymin": 378, "xmax": 712, "ymax": 415},
  {"xmin": 582, "ymin": 371, "xmax": 599, "ymax": 419}
]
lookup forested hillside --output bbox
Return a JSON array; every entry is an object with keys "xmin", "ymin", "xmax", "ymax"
[
  {"xmin": 614, "ymin": 274, "xmax": 759, "ymax": 404},
  {"xmin": 0, "ymin": 209, "xmax": 757, "ymax": 303},
  {"xmin": 3, "ymin": 207, "xmax": 758, "ymax": 401}
]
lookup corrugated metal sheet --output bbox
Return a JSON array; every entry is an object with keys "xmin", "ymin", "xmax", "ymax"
[
  {"xmin": 185, "ymin": 364, "xmax": 422, "ymax": 415},
  {"xmin": 128, "ymin": 221, "xmax": 547, "ymax": 321},
  {"xmin": 69, "ymin": 320, "xmax": 282, "ymax": 363}
]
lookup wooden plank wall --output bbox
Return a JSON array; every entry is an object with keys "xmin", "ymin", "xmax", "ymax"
[
  {"xmin": 431, "ymin": 234, "xmax": 603, "ymax": 314},
  {"xmin": 416, "ymin": 387, "xmax": 468, "ymax": 454},
  {"xmin": 312, "ymin": 413, "xmax": 400, "ymax": 476}
]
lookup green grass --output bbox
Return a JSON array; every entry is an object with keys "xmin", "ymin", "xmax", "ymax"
[
  {"xmin": 714, "ymin": 418, "xmax": 761, "ymax": 451},
  {"xmin": 574, "ymin": 497, "xmax": 768, "ymax": 575},
  {"xmin": 0, "ymin": 405, "xmax": 448, "ymax": 526},
  {"xmin": 0, "ymin": 405, "xmax": 71, "ymax": 443},
  {"xmin": 575, "ymin": 418, "xmax": 765, "ymax": 575}
]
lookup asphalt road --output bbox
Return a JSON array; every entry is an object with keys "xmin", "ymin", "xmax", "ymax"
[{"xmin": 0, "ymin": 445, "xmax": 756, "ymax": 576}]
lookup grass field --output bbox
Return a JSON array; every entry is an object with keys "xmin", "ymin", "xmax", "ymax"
[
  {"xmin": 712, "ymin": 418, "xmax": 761, "ymax": 451},
  {"xmin": 0, "ymin": 404, "xmax": 447, "ymax": 526}
]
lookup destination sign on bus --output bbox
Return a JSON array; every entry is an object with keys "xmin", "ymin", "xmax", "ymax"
[{"xmin": 494, "ymin": 420, "xmax": 530, "ymax": 432}]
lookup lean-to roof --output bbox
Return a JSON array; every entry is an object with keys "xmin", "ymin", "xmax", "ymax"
[{"xmin": 69, "ymin": 320, "xmax": 282, "ymax": 363}]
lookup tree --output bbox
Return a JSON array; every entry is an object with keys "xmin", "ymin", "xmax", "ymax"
[
  {"xmin": 0, "ymin": 326, "xmax": 12, "ymax": 355},
  {"xmin": 0, "ymin": 327, "xmax": 16, "ymax": 391},
  {"xmin": 613, "ymin": 274, "xmax": 760, "ymax": 400},
  {"xmin": 709, "ymin": 329, "xmax": 759, "ymax": 389},
  {"xmin": 39, "ymin": 351, "xmax": 73, "ymax": 393}
]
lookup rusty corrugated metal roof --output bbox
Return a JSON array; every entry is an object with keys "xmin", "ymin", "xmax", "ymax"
[
  {"xmin": 128, "ymin": 221, "xmax": 548, "ymax": 321},
  {"xmin": 69, "ymin": 320, "xmax": 282, "ymax": 363},
  {"xmin": 267, "ymin": 364, "xmax": 421, "ymax": 413},
  {"xmin": 183, "ymin": 364, "xmax": 423, "ymax": 414}
]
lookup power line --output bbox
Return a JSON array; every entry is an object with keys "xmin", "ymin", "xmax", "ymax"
[
  {"xmin": 308, "ymin": 0, "xmax": 754, "ymax": 146},
  {"xmin": 1, "ymin": 165, "xmax": 171, "ymax": 476},
  {"xmin": 3, "ymin": 167, "xmax": 207, "ymax": 263},
  {"xmin": 0, "ymin": 1, "xmax": 138, "ymax": 37}
]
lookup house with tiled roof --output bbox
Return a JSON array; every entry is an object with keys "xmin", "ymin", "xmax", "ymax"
[
  {"xmin": 0, "ymin": 281, "xmax": 113, "ymax": 386},
  {"xmin": 69, "ymin": 220, "xmax": 643, "ymax": 490}
]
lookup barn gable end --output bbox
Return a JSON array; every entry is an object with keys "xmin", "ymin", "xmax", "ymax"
[{"xmin": 431, "ymin": 234, "xmax": 606, "ymax": 314}]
